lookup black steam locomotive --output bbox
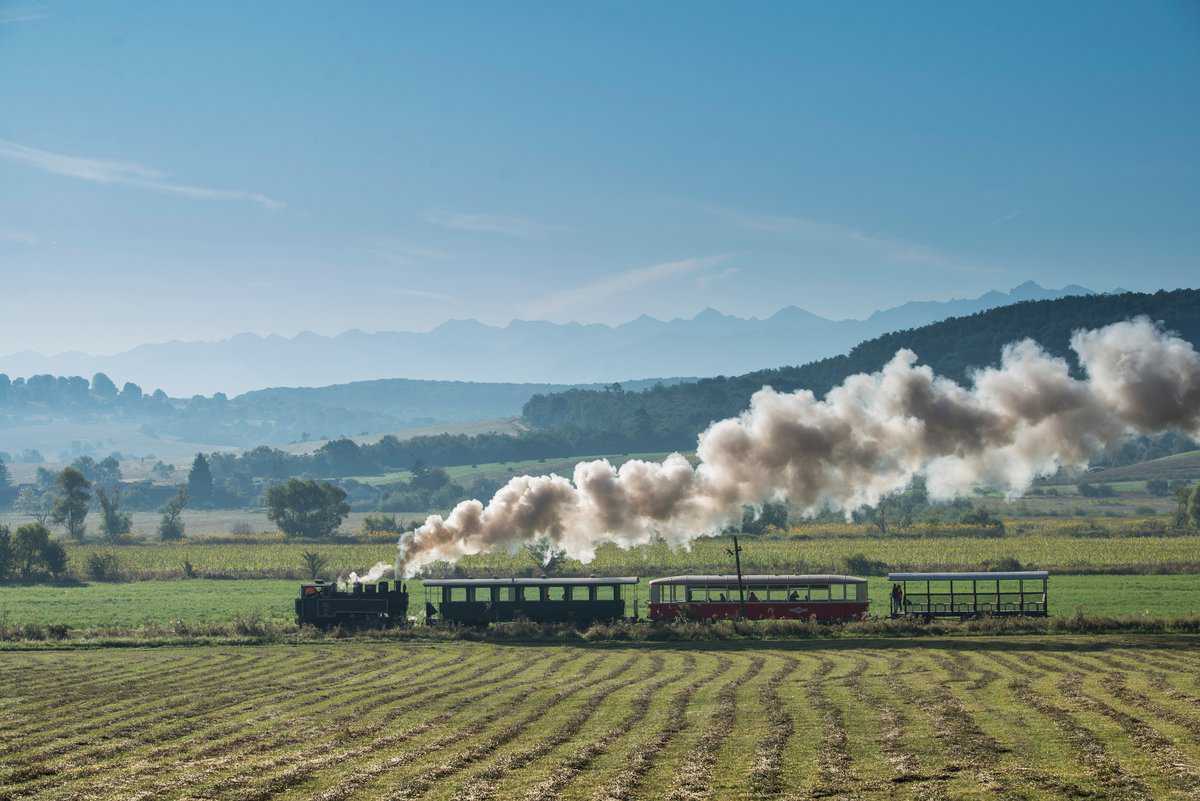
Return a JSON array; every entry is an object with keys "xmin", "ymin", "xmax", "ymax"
[{"xmin": 295, "ymin": 580, "xmax": 409, "ymax": 628}]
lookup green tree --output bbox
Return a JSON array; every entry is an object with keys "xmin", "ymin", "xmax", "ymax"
[
  {"xmin": 11, "ymin": 523, "xmax": 60, "ymax": 579},
  {"xmin": 1189, "ymin": 484, "xmax": 1200, "ymax": 530},
  {"xmin": 301, "ymin": 551, "xmax": 329, "ymax": 580},
  {"xmin": 42, "ymin": 539, "xmax": 68, "ymax": 578},
  {"xmin": 0, "ymin": 525, "xmax": 11, "ymax": 580},
  {"xmin": 187, "ymin": 454, "xmax": 214, "ymax": 506},
  {"xmin": 91, "ymin": 372, "xmax": 118, "ymax": 400},
  {"xmin": 52, "ymin": 467, "xmax": 91, "ymax": 542},
  {"xmin": 95, "ymin": 455, "xmax": 122, "ymax": 490},
  {"xmin": 265, "ymin": 479, "xmax": 349, "ymax": 539},
  {"xmin": 14, "ymin": 487, "xmax": 54, "ymax": 526},
  {"xmin": 158, "ymin": 487, "xmax": 188, "ymax": 541},
  {"xmin": 524, "ymin": 537, "xmax": 566, "ymax": 575},
  {"xmin": 1146, "ymin": 479, "xmax": 1170, "ymax": 497},
  {"xmin": 96, "ymin": 488, "xmax": 132, "ymax": 542}
]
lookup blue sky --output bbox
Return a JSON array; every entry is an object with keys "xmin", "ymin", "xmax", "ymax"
[{"xmin": 1, "ymin": 1, "xmax": 1198, "ymax": 354}]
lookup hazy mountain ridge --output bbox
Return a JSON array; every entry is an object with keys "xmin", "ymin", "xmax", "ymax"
[{"xmin": 1, "ymin": 282, "xmax": 1100, "ymax": 396}]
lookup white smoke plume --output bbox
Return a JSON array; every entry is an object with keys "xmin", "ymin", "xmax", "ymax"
[{"xmin": 396, "ymin": 318, "xmax": 1200, "ymax": 577}]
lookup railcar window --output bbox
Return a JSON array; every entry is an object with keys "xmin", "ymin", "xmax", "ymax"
[
  {"xmin": 449, "ymin": 587, "xmax": 468, "ymax": 602},
  {"xmin": 472, "ymin": 587, "xmax": 491, "ymax": 602},
  {"xmin": 596, "ymin": 585, "xmax": 615, "ymax": 601},
  {"xmin": 810, "ymin": 585, "xmax": 830, "ymax": 601},
  {"xmin": 497, "ymin": 587, "xmax": 515, "ymax": 602},
  {"xmin": 570, "ymin": 586, "xmax": 589, "ymax": 601},
  {"xmin": 831, "ymin": 584, "xmax": 845, "ymax": 601},
  {"xmin": 522, "ymin": 586, "xmax": 540, "ymax": 602},
  {"xmin": 546, "ymin": 586, "xmax": 566, "ymax": 601}
]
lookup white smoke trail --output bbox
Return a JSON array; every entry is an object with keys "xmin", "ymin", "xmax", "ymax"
[
  {"xmin": 395, "ymin": 318, "xmax": 1200, "ymax": 577},
  {"xmin": 346, "ymin": 561, "xmax": 392, "ymax": 587}
]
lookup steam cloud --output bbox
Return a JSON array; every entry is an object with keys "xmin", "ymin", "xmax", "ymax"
[{"xmin": 395, "ymin": 318, "xmax": 1200, "ymax": 578}]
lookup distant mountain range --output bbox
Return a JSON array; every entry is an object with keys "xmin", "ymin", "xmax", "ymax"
[{"xmin": 1, "ymin": 281, "xmax": 1105, "ymax": 396}]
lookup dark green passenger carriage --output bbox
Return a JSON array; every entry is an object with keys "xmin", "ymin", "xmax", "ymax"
[{"xmin": 422, "ymin": 577, "xmax": 639, "ymax": 626}]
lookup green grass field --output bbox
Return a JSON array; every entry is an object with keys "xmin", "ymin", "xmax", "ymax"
[
  {"xmin": 4, "ymin": 637, "xmax": 1200, "ymax": 799},
  {"xmin": 4, "ymin": 575, "xmax": 1200, "ymax": 629}
]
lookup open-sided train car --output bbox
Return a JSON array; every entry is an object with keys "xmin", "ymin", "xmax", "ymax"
[
  {"xmin": 648, "ymin": 574, "xmax": 869, "ymax": 622},
  {"xmin": 422, "ymin": 576, "xmax": 639, "ymax": 626},
  {"xmin": 887, "ymin": 571, "xmax": 1049, "ymax": 619},
  {"xmin": 295, "ymin": 580, "xmax": 409, "ymax": 629}
]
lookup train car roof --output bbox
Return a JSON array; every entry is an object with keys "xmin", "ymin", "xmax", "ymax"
[
  {"xmin": 421, "ymin": 577, "xmax": 640, "ymax": 587},
  {"xmin": 887, "ymin": 571, "xmax": 1049, "ymax": 581},
  {"xmin": 649, "ymin": 574, "xmax": 867, "ymax": 586}
]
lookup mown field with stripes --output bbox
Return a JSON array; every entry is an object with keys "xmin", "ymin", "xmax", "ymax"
[{"xmin": 4, "ymin": 637, "xmax": 1200, "ymax": 800}]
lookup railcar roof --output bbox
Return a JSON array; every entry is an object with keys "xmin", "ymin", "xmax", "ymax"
[
  {"xmin": 887, "ymin": 571, "xmax": 1049, "ymax": 581},
  {"xmin": 421, "ymin": 577, "xmax": 639, "ymax": 587},
  {"xmin": 649, "ymin": 574, "xmax": 867, "ymax": 586}
]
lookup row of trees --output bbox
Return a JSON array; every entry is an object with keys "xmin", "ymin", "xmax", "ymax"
[{"xmin": 5, "ymin": 464, "xmax": 190, "ymax": 543}]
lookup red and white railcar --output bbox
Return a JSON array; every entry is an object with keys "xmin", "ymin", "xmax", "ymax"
[{"xmin": 648, "ymin": 574, "xmax": 869, "ymax": 622}]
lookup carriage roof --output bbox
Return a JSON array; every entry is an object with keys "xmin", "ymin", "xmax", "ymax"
[
  {"xmin": 887, "ymin": 571, "xmax": 1049, "ymax": 581},
  {"xmin": 649, "ymin": 574, "xmax": 867, "ymax": 587},
  {"xmin": 421, "ymin": 576, "xmax": 639, "ymax": 587}
]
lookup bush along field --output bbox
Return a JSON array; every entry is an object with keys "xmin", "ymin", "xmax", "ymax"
[{"xmin": 4, "ymin": 637, "xmax": 1200, "ymax": 799}]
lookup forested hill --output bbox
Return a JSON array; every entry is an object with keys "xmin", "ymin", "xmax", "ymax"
[{"xmin": 521, "ymin": 289, "xmax": 1200, "ymax": 448}]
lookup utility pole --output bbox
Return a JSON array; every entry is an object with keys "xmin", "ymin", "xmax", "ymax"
[{"xmin": 727, "ymin": 535, "xmax": 746, "ymax": 618}]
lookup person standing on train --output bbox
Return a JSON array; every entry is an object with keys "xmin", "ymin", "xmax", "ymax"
[{"xmin": 890, "ymin": 583, "xmax": 904, "ymax": 617}]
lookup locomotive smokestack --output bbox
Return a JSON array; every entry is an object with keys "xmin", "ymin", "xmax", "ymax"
[{"xmin": 395, "ymin": 317, "xmax": 1200, "ymax": 577}]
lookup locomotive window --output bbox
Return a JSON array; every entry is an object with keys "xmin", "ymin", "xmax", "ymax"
[
  {"xmin": 449, "ymin": 587, "xmax": 468, "ymax": 602},
  {"xmin": 595, "ymin": 585, "xmax": 615, "ymax": 601},
  {"xmin": 546, "ymin": 586, "xmax": 566, "ymax": 601}
]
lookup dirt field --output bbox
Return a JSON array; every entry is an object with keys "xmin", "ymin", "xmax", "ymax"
[{"xmin": 4, "ymin": 637, "xmax": 1200, "ymax": 800}]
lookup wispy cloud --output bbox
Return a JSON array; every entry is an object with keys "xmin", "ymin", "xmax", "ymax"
[
  {"xmin": 712, "ymin": 207, "xmax": 998, "ymax": 274},
  {"xmin": 391, "ymin": 287, "xmax": 454, "ymax": 301},
  {"xmin": 527, "ymin": 255, "xmax": 727, "ymax": 318},
  {"xmin": 0, "ymin": 139, "xmax": 283, "ymax": 210},
  {"xmin": 696, "ymin": 266, "xmax": 740, "ymax": 289},
  {"xmin": 0, "ymin": 229, "xmax": 38, "ymax": 246},
  {"xmin": 0, "ymin": 7, "xmax": 46, "ymax": 24},
  {"xmin": 425, "ymin": 210, "xmax": 565, "ymax": 239}
]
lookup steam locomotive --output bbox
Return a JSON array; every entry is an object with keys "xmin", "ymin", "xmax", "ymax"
[{"xmin": 295, "ymin": 579, "xmax": 409, "ymax": 628}]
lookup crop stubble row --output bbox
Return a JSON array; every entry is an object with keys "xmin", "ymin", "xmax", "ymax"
[{"xmin": 3, "ymin": 638, "xmax": 1200, "ymax": 801}]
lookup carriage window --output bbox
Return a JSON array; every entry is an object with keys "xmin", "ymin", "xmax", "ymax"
[
  {"xmin": 546, "ymin": 586, "xmax": 567, "ymax": 601},
  {"xmin": 596, "ymin": 585, "xmax": 615, "ymax": 601},
  {"xmin": 570, "ymin": 586, "xmax": 590, "ymax": 601},
  {"xmin": 522, "ymin": 586, "xmax": 540, "ymax": 602},
  {"xmin": 472, "ymin": 586, "xmax": 492, "ymax": 602},
  {"xmin": 497, "ymin": 586, "xmax": 514, "ymax": 602},
  {"xmin": 449, "ymin": 587, "xmax": 468, "ymax": 602},
  {"xmin": 809, "ymin": 585, "xmax": 830, "ymax": 601}
]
